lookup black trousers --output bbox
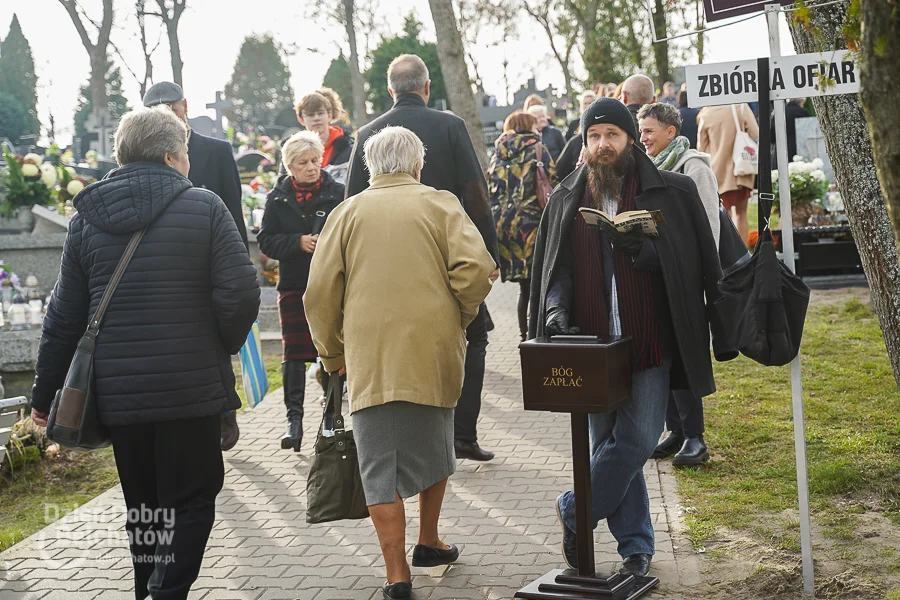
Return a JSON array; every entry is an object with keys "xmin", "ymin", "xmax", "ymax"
[
  {"xmin": 665, "ymin": 390, "xmax": 705, "ymax": 438},
  {"xmin": 110, "ymin": 414, "xmax": 224, "ymax": 600},
  {"xmin": 454, "ymin": 303, "xmax": 489, "ymax": 443}
]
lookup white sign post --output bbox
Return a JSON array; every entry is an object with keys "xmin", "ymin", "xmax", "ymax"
[
  {"xmin": 681, "ymin": 5, "xmax": 863, "ymax": 597},
  {"xmin": 766, "ymin": 5, "xmax": 815, "ymax": 597}
]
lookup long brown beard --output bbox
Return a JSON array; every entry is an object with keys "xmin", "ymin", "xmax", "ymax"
[{"xmin": 585, "ymin": 145, "xmax": 634, "ymax": 211}]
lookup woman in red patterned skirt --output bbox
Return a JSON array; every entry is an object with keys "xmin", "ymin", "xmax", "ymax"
[{"xmin": 258, "ymin": 131, "xmax": 344, "ymax": 451}]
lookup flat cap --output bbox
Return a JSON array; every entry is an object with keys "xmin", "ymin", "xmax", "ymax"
[{"xmin": 142, "ymin": 81, "xmax": 184, "ymax": 107}]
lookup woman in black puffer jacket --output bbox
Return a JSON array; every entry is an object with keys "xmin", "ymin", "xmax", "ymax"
[
  {"xmin": 30, "ymin": 106, "xmax": 260, "ymax": 600},
  {"xmin": 257, "ymin": 130, "xmax": 344, "ymax": 452}
]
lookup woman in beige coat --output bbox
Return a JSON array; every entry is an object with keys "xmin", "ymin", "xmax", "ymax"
[
  {"xmin": 304, "ymin": 126, "xmax": 496, "ymax": 600},
  {"xmin": 697, "ymin": 103, "xmax": 759, "ymax": 243}
]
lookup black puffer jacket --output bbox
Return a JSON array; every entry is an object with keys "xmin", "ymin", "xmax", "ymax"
[
  {"xmin": 257, "ymin": 170, "xmax": 344, "ymax": 292},
  {"xmin": 31, "ymin": 162, "xmax": 260, "ymax": 426}
]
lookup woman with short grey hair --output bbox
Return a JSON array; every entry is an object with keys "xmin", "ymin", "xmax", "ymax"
[
  {"xmin": 258, "ymin": 130, "xmax": 345, "ymax": 452},
  {"xmin": 305, "ymin": 125, "xmax": 496, "ymax": 600},
  {"xmin": 31, "ymin": 105, "xmax": 260, "ymax": 598}
]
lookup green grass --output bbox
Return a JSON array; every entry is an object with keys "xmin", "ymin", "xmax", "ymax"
[
  {"xmin": 0, "ymin": 355, "xmax": 285, "ymax": 553},
  {"xmin": 676, "ymin": 297, "xmax": 900, "ymax": 539},
  {"xmin": 0, "ymin": 447, "xmax": 118, "ymax": 552}
]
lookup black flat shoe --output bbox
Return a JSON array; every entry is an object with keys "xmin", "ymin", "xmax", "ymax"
[
  {"xmin": 383, "ymin": 581, "xmax": 412, "ymax": 599},
  {"xmin": 672, "ymin": 436, "xmax": 710, "ymax": 466},
  {"xmin": 454, "ymin": 440, "xmax": 495, "ymax": 461},
  {"xmin": 412, "ymin": 543, "xmax": 460, "ymax": 567},
  {"xmin": 620, "ymin": 553, "xmax": 652, "ymax": 577},
  {"xmin": 651, "ymin": 431, "xmax": 684, "ymax": 459}
]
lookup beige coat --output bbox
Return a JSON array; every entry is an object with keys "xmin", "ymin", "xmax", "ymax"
[
  {"xmin": 303, "ymin": 173, "xmax": 496, "ymax": 414},
  {"xmin": 697, "ymin": 103, "xmax": 760, "ymax": 195}
]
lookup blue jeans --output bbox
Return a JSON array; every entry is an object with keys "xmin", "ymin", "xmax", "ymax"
[{"xmin": 559, "ymin": 358, "xmax": 671, "ymax": 558}]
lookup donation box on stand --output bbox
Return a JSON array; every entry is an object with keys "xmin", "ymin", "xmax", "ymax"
[{"xmin": 516, "ymin": 335, "xmax": 660, "ymax": 600}]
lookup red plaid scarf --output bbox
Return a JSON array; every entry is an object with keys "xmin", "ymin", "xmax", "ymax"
[
  {"xmin": 292, "ymin": 176, "xmax": 323, "ymax": 207},
  {"xmin": 571, "ymin": 170, "xmax": 662, "ymax": 371}
]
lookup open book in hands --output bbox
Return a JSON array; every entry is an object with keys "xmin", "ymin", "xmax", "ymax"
[{"xmin": 578, "ymin": 208, "xmax": 666, "ymax": 237}]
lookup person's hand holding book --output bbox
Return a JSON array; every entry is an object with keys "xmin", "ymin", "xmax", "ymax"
[{"xmin": 600, "ymin": 223, "xmax": 645, "ymax": 256}]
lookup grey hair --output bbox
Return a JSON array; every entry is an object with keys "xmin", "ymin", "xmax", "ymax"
[
  {"xmin": 527, "ymin": 105, "xmax": 548, "ymax": 118},
  {"xmin": 622, "ymin": 74, "xmax": 656, "ymax": 106},
  {"xmin": 579, "ymin": 90, "xmax": 597, "ymax": 103},
  {"xmin": 114, "ymin": 105, "xmax": 187, "ymax": 166},
  {"xmin": 637, "ymin": 102, "xmax": 682, "ymax": 135},
  {"xmin": 363, "ymin": 126, "xmax": 425, "ymax": 180},
  {"xmin": 281, "ymin": 131, "xmax": 325, "ymax": 175},
  {"xmin": 387, "ymin": 54, "xmax": 429, "ymax": 95}
]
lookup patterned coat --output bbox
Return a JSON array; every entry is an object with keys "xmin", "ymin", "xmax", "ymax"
[{"xmin": 488, "ymin": 132, "xmax": 556, "ymax": 282}]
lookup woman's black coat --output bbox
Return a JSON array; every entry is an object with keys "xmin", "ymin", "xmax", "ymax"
[
  {"xmin": 257, "ymin": 170, "xmax": 344, "ymax": 292},
  {"xmin": 31, "ymin": 162, "xmax": 260, "ymax": 426},
  {"xmin": 528, "ymin": 146, "xmax": 736, "ymax": 398}
]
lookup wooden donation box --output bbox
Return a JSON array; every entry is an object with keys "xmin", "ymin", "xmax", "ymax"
[{"xmin": 516, "ymin": 335, "xmax": 660, "ymax": 600}]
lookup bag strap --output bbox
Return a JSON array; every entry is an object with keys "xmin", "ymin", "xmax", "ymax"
[
  {"xmin": 317, "ymin": 370, "xmax": 350, "ymax": 451},
  {"xmin": 89, "ymin": 229, "xmax": 146, "ymax": 333},
  {"xmin": 731, "ymin": 104, "xmax": 745, "ymax": 134},
  {"xmin": 755, "ymin": 58, "xmax": 774, "ymax": 251},
  {"xmin": 535, "ymin": 141, "xmax": 544, "ymax": 168}
]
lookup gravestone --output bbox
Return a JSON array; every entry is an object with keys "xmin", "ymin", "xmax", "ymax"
[
  {"xmin": 235, "ymin": 150, "xmax": 269, "ymax": 184},
  {"xmin": 188, "ymin": 115, "xmax": 216, "ymax": 138},
  {"xmin": 795, "ymin": 116, "xmax": 834, "ymax": 181},
  {"xmin": 84, "ymin": 108, "xmax": 116, "ymax": 159}
]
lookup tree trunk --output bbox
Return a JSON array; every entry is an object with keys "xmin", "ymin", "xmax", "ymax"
[
  {"xmin": 342, "ymin": 0, "xmax": 367, "ymax": 126},
  {"xmin": 168, "ymin": 27, "xmax": 183, "ymax": 88},
  {"xmin": 59, "ymin": 0, "xmax": 113, "ymax": 117},
  {"xmin": 695, "ymin": 0, "xmax": 705, "ymax": 64},
  {"xmin": 859, "ymin": 0, "xmax": 900, "ymax": 247},
  {"xmin": 428, "ymin": 0, "xmax": 489, "ymax": 170},
  {"xmin": 789, "ymin": 3, "xmax": 900, "ymax": 389},
  {"xmin": 652, "ymin": 0, "xmax": 671, "ymax": 86}
]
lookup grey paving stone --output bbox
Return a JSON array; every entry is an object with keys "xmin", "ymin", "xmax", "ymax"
[{"xmin": 0, "ymin": 282, "xmax": 699, "ymax": 599}]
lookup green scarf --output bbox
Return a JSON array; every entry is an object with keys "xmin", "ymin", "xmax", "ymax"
[{"xmin": 650, "ymin": 136, "xmax": 690, "ymax": 172}]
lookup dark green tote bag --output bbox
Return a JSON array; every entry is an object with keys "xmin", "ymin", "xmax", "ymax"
[{"xmin": 306, "ymin": 373, "xmax": 370, "ymax": 523}]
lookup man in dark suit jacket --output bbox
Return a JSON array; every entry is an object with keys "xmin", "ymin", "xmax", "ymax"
[
  {"xmin": 143, "ymin": 82, "xmax": 248, "ymax": 249},
  {"xmin": 143, "ymin": 82, "xmax": 248, "ymax": 451},
  {"xmin": 346, "ymin": 54, "xmax": 501, "ymax": 462}
]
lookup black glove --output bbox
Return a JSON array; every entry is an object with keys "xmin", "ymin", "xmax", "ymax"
[
  {"xmin": 545, "ymin": 306, "xmax": 580, "ymax": 336},
  {"xmin": 600, "ymin": 223, "xmax": 645, "ymax": 256}
]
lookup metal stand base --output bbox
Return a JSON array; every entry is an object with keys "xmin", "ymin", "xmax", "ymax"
[{"xmin": 515, "ymin": 569, "xmax": 659, "ymax": 599}]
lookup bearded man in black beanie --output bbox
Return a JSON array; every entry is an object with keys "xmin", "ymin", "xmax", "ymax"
[{"xmin": 528, "ymin": 98, "xmax": 734, "ymax": 577}]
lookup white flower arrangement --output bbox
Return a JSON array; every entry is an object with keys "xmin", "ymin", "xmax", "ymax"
[{"xmin": 773, "ymin": 156, "xmax": 830, "ymax": 210}]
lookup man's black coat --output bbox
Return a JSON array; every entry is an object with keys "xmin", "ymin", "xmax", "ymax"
[
  {"xmin": 188, "ymin": 129, "xmax": 249, "ymax": 248},
  {"xmin": 528, "ymin": 146, "xmax": 735, "ymax": 398},
  {"xmin": 345, "ymin": 93, "xmax": 499, "ymax": 263}
]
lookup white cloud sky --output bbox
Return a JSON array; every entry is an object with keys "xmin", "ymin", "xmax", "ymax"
[{"xmin": 0, "ymin": 0, "xmax": 794, "ymax": 146}]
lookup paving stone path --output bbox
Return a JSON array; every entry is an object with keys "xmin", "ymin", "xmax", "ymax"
[{"xmin": 0, "ymin": 282, "xmax": 700, "ymax": 600}]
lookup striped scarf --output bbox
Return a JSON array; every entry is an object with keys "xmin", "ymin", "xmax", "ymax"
[{"xmin": 571, "ymin": 170, "xmax": 662, "ymax": 371}]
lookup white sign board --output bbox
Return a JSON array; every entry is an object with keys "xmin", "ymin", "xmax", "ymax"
[{"xmin": 686, "ymin": 50, "xmax": 859, "ymax": 107}]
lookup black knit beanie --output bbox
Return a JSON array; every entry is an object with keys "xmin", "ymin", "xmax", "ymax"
[{"xmin": 581, "ymin": 97, "xmax": 637, "ymax": 145}]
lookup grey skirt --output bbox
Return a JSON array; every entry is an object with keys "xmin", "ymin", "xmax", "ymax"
[{"xmin": 351, "ymin": 401, "xmax": 456, "ymax": 506}]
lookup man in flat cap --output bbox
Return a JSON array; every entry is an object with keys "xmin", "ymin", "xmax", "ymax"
[
  {"xmin": 143, "ymin": 82, "xmax": 248, "ymax": 451},
  {"xmin": 529, "ymin": 97, "xmax": 733, "ymax": 578}
]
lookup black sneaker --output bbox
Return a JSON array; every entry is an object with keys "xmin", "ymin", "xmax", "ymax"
[{"xmin": 555, "ymin": 493, "xmax": 578, "ymax": 570}]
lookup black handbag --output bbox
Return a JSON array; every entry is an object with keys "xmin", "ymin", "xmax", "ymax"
[
  {"xmin": 713, "ymin": 57, "xmax": 810, "ymax": 368},
  {"xmin": 718, "ymin": 205, "xmax": 751, "ymax": 277},
  {"xmin": 306, "ymin": 372, "xmax": 369, "ymax": 524},
  {"xmin": 46, "ymin": 229, "xmax": 146, "ymax": 449}
]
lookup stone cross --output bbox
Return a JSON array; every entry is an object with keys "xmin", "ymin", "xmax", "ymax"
[
  {"xmin": 85, "ymin": 109, "xmax": 114, "ymax": 158},
  {"xmin": 206, "ymin": 91, "xmax": 233, "ymax": 139}
]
